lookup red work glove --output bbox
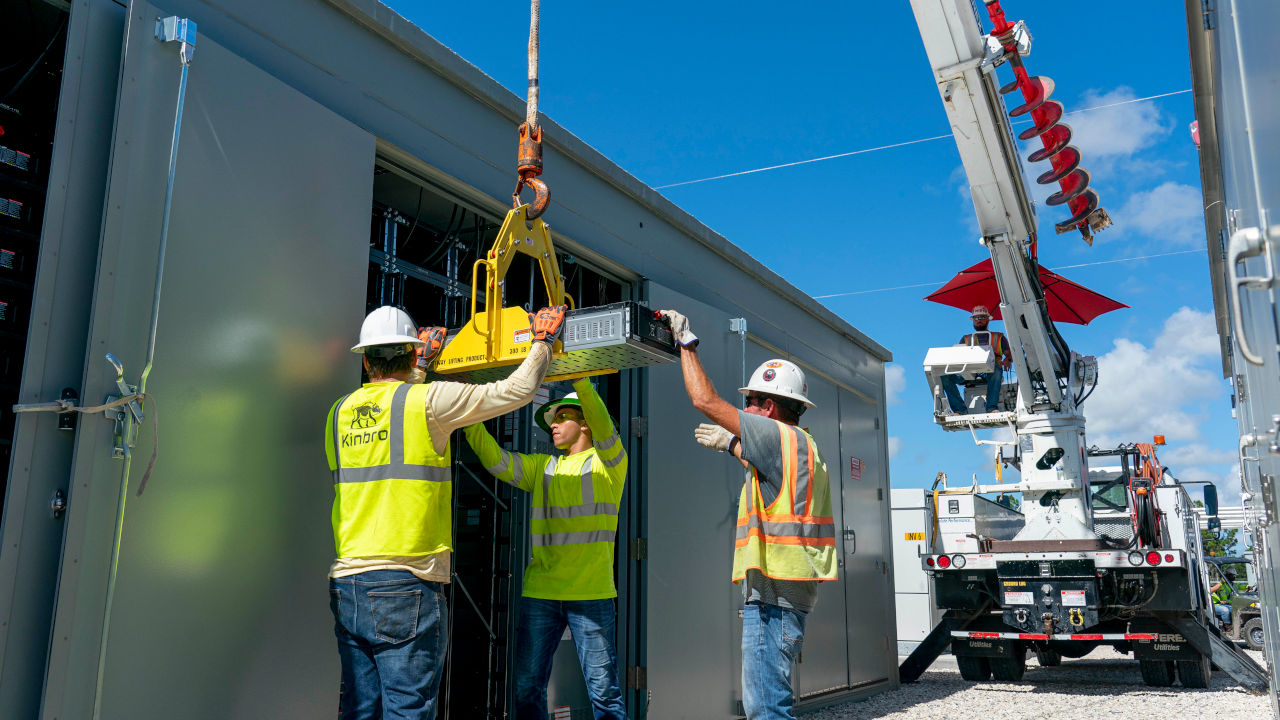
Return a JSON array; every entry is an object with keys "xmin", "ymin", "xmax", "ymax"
[
  {"xmin": 416, "ymin": 326, "xmax": 447, "ymax": 368},
  {"xmin": 529, "ymin": 305, "xmax": 568, "ymax": 344}
]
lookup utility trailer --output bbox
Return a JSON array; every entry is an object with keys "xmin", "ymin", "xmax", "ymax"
[
  {"xmin": 1183, "ymin": 0, "xmax": 1280, "ymax": 713},
  {"xmin": 902, "ymin": 0, "xmax": 1269, "ymax": 693}
]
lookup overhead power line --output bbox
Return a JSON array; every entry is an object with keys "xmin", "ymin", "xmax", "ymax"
[
  {"xmin": 812, "ymin": 248, "xmax": 1205, "ymax": 300},
  {"xmin": 654, "ymin": 89, "xmax": 1192, "ymax": 190}
]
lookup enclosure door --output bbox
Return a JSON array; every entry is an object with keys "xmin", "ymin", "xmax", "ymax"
[{"xmin": 41, "ymin": 4, "xmax": 373, "ymax": 718}]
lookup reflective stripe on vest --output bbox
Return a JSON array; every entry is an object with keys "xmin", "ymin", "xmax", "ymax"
[
  {"xmin": 328, "ymin": 382, "xmax": 451, "ymax": 558},
  {"xmin": 531, "ymin": 456, "xmax": 618, "ymax": 546},
  {"xmin": 732, "ymin": 422, "xmax": 837, "ymax": 582}
]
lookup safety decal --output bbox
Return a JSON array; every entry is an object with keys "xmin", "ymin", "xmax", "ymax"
[
  {"xmin": 762, "ymin": 369, "xmax": 776, "ymax": 381},
  {"xmin": 850, "ymin": 456, "xmax": 864, "ymax": 482},
  {"xmin": 765, "ymin": 361, "xmax": 784, "ymax": 368},
  {"xmin": 514, "ymin": 328, "xmax": 532, "ymax": 344},
  {"xmin": 1004, "ymin": 591, "xmax": 1033, "ymax": 606},
  {"xmin": 1061, "ymin": 590, "xmax": 1087, "ymax": 607},
  {"xmin": 904, "ymin": 532, "xmax": 925, "ymax": 541}
]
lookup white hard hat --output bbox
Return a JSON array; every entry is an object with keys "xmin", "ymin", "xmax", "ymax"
[
  {"xmin": 351, "ymin": 305, "xmax": 424, "ymax": 355},
  {"xmin": 739, "ymin": 359, "xmax": 814, "ymax": 408}
]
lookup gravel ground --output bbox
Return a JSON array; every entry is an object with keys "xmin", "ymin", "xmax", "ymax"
[{"xmin": 806, "ymin": 648, "xmax": 1272, "ymax": 720}]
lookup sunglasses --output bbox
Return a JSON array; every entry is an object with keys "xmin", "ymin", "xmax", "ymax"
[
  {"xmin": 745, "ymin": 395, "xmax": 768, "ymax": 409},
  {"xmin": 551, "ymin": 409, "xmax": 583, "ymax": 424}
]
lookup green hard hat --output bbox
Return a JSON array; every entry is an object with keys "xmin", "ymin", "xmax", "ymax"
[{"xmin": 535, "ymin": 393, "xmax": 582, "ymax": 433}]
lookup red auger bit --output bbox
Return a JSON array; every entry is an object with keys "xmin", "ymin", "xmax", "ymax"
[{"xmin": 984, "ymin": 0, "xmax": 1112, "ymax": 245}]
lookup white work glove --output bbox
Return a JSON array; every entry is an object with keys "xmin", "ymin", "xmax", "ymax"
[
  {"xmin": 658, "ymin": 309, "xmax": 698, "ymax": 348},
  {"xmin": 694, "ymin": 423, "xmax": 736, "ymax": 453}
]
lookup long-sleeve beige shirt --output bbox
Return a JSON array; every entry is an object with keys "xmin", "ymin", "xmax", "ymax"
[{"xmin": 330, "ymin": 342, "xmax": 552, "ymax": 582}]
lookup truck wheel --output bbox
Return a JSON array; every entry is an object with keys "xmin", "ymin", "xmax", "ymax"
[
  {"xmin": 956, "ymin": 655, "xmax": 992, "ymax": 681},
  {"xmin": 1243, "ymin": 618, "xmax": 1265, "ymax": 651},
  {"xmin": 1138, "ymin": 659, "xmax": 1175, "ymax": 687},
  {"xmin": 1034, "ymin": 648, "xmax": 1062, "ymax": 667},
  {"xmin": 1177, "ymin": 654, "xmax": 1212, "ymax": 689},
  {"xmin": 990, "ymin": 654, "xmax": 1026, "ymax": 681}
]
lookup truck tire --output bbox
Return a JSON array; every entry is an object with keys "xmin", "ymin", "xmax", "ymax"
[
  {"xmin": 956, "ymin": 655, "xmax": 992, "ymax": 681},
  {"xmin": 1243, "ymin": 618, "xmax": 1265, "ymax": 651},
  {"xmin": 1139, "ymin": 659, "xmax": 1175, "ymax": 687},
  {"xmin": 1177, "ymin": 654, "xmax": 1212, "ymax": 689},
  {"xmin": 1034, "ymin": 647, "xmax": 1062, "ymax": 667},
  {"xmin": 990, "ymin": 654, "xmax": 1026, "ymax": 681}
]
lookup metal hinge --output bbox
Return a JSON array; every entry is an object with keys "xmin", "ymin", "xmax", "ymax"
[
  {"xmin": 877, "ymin": 488, "xmax": 883, "ymax": 501},
  {"xmin": 1261, "ymin": 475, "xmax": 1276, "ymax": 526},
  {"xmin": 626, "ymin": 665, "xmax": 647, "ymax": 689},
  {"xmin": 630, "ymin": 538, "xmax": 647, "ymax": 561},
  {"xmin": 629, "ymin": 416, "xmax": 648, "ymax": 438}
]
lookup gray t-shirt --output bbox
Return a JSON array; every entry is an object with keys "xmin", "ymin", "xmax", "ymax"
[{"xmin": 737, "ymin": 411, "xmax": 819, "ymax": 613}]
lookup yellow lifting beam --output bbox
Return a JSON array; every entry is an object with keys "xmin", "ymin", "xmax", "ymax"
[{"xmin": 432, "ymin": 204, "xmax": 575, "ymax": 377}]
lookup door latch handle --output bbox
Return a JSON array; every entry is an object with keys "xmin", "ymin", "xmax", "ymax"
[
  {"xmin": 843, "ymin": 527, "xmax": 856, "ymax": 555},
  {"xmin": 1227, "ymin": 225, "xmax": 1276, "ymax": 366}
]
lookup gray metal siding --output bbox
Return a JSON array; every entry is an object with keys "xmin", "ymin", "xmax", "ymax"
[
  {"xmin": 0, "ymin": 1, "xmax": 126, "ymax": 717},
  {"xmin": 40, "ymin": 6, "xmax": 373, "ymax": 716}
]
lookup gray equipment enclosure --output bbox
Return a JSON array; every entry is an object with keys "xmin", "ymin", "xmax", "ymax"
[
  {"xmin": 1185, "ymin": 0, "xmax": 1280, "ymax": 713},
  {"xmin": 0, "ymin": 1, "xmax": 895, "ymax": 718}
]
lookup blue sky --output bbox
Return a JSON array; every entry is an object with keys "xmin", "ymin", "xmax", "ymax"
[{"xmin": 385, "ymin": 2, "xmax": 1237, "ymax": 508}]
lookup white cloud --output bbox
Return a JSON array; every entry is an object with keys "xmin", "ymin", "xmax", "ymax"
[
  {"xmin": 1115, "ymin": 181, "xmax": 1205, "ymax": 247},
  {"xmin": 888, "ymin": 436, "xmax": 902, "ymax": 459},
  {"xmin": 1065, "ymin": 87, "xmax": 1170, "ymax": 159},
  {"xmin": 1175, "ymin": 465, "xmax": 1244, "ymax": 507},
  {"xmin": 1160, "ymin": 443, "xmax": 1237, "ymax": 469},
  {"xmin": 1087, "ymin": 307, "xmax": 1223, "ymax": 446},
  {"xmin": 885, "ymin": 364, "xmax": 906, "ymax": 405}
]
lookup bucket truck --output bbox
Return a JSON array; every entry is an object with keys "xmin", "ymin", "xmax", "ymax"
[{"xmin": 900, "ymin": 0, "xmax": 1269, "ymax": 692}]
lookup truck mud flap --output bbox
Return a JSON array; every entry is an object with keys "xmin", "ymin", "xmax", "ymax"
[{"xmin": 899, "ymin": 602, "xmax": 992, "ymax": 683}]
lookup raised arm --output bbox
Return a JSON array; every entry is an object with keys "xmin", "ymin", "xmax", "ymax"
[
  {"xmin": 425, "ymin": 306, "xmax": 566, "ymax": 453},
  {"xmin": 462, "ymin": 423, "xmax": 544, "ymax": 492},
  {"xmin": 657, "ymin": 309, "xmax": 741, "ymax": 436},
  {"xmin": 573, "ymin": 378, "xmax": 627, "ymax": 484}
]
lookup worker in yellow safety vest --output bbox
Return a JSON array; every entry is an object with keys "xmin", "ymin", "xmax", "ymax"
[
  {"xmin": 325, "ymin": 303, "xmax": 566, "ymax": 720},
  {"xmin": 658, "ymin": 309, "xmax": 837, "ymax": 720},
  {"xmin": 463, "ymin": 378, "xmax": 628, "ymax": 720}
]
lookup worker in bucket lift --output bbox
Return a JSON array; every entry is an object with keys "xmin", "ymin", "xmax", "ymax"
[
  {"xmin": 462, "ymin": 379, "xmax": 628, "ymax": 720},
  {"xmin": 325, "ymin": 303, "xmax": 566, "ymax": 720},
  {"xmin": 940, "ymin": 304, "xmax": 1013, "ymax": 414},
  {"xmin": 658, "ymin": 309, "xmax": 838, "ymax": 720}
]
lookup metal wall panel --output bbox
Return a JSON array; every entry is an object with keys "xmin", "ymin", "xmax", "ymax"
[
  {"xmin": 743, "ymin": 339, "xmax": 851, "ymax": 699},
  {"xmin": 643, "ymin": 285, "xmax": 742, "ymax": 719},
  {"xmin": 39, "ymin": 4, "xmax": 374, "ymax": 717},
  {"xmin": 1201, "ymin": 1, "xmax": 1280, "ymax": 711},
  {"xmin": 0, "ymin": 1, "xmax": 126, "ymax": 717},
  {"xmin": 837, "ymin": 388, "xmax": 896, "ymax": 688}
]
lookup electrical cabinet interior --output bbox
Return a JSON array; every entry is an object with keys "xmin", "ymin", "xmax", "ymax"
[
  {"xmin": 0, "ymin": 1, "xmax": 68, "ymax": 507},
  {"xmin": 368, "ymin": 161, "xmax": 629, "ymax": 719}
]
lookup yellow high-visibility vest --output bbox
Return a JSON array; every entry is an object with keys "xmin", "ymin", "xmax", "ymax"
[
  {"xmin": 732, "ymin": 421, "xmax": 838, "ymax": 583},
  {"xmin": 325, "ymin": 382, "xmax": 451, "ymax": 558}
]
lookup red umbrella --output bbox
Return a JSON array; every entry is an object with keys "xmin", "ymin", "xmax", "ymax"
[{"xmin": 924, "ymin": 259, "xmax": 1128, "ymax": 325}]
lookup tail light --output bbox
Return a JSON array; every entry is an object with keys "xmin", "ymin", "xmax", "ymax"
[
  {"xmin": 937, "ymin": 555, "xmax": 952, "ymax": 569},
  {"xmin": 1146, "ymin": 551, "xmax": 1161, "ymax": 566}
]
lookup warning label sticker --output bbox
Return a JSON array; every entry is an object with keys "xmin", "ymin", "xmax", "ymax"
[
  {"xmin": 903, "ymin": 532, "xmax": 925, "ymax": 542},
  {"xmin": 513, "ymin": 328, "xmax": 532, "ymax": 344},
  {"xmin": 1004, "ymin": 591, "xmax": 1033, "ymax": 606},
  {"xmin": 1061, "ymin": 590, "xmax": 1087, "ymax": 607}
]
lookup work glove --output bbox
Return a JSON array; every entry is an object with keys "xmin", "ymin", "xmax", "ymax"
[
  {"xmin": 657, "ymin": 309, "xmax": 698, "ymax": 348},
  {"xmin": 694, "ymin": 423, "xmax": 736, "ymax": 453},
  {"xmin": 415, "ymin": 326, "xmax": 448, "ymax": 369},
  {"xmin": 530, "ymin": 305, "xmax": 568, "ymax": 344}
]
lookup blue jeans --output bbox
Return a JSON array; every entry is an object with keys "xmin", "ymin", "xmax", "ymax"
[
  {"xmin": 514, "ymin": 597, "xmax": 626, "ymax": 720},
  {"xmin": 941, "ymin": 371, "xmax": 1003, "ymax": 413},
  {"xmin": 330, "ymin": 570, "xmax": 448, "ymax": 720},
  {"xmin": 742, "ymin": 602, "xmax": 807, "ymax": 720},
  {"xmin": 1214, "ymin": 603, "xmax": 1232, "ymax": 626}
]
